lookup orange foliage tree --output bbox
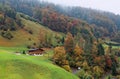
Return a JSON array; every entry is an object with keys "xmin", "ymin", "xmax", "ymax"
[
  {"xmin": 105, "ymin": 55, "xmax": 112, "ymax": 69},
  {"xmin": 53, "ymin": 46, "xmax": 71, "ymax": 72},
  {"xmin": 73, "ymin": 44, "xmax": 84, "ymax": 67},
  {"xmin": 64, "ymin": 32, "xmax": 74, "ymax": 55},
  {"xmin": 53, "ymin": 46, "xmax": 68, "ymax": 66}
]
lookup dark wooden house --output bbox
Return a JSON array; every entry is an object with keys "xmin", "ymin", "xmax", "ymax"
[{"xmin": 28, "ymin": 48, "xmax": 44, "ymax": 56}]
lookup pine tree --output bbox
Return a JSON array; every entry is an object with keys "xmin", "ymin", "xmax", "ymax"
[{"xmin": 97, "ymin": 43, "xmax": 105, "ymax": 56}]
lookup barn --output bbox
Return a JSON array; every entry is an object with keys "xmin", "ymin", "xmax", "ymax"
[{"xmin": 28, "ymin": 48, "xmax": 45, "ymax": 56}]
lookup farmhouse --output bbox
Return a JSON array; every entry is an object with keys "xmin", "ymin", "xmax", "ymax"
[{"xmin": 28, "ymin": 48, "xmax": 45, "ymax": 56}]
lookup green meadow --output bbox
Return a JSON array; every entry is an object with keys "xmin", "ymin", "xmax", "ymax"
[{"xmin": 0, "ymin": 47, "xmax": 78, "ymax": 79}]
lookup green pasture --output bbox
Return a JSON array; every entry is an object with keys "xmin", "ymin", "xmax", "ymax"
[{"xmin": 0, "ymin": 47, "xmax": 78, "ymax": 79}]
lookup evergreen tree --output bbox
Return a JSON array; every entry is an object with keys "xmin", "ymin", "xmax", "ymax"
[
  {"xmin": 112, "ymin": 62, "xmax": 117, "ymax": 76},
  {"xmin": 61, "ymin": 37, "xmax": 65, "ymax": 44},
  {"xmin": 97, "ymin": 43, "xmax": 105, "ymax": 56}
]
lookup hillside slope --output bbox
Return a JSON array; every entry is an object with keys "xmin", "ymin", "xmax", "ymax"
[
  {"xmin": 0, "ymin": 47, "xmax": 78, "ymax": 79},
  {"xmin": 1, "ymin": 0, "xmax": 120, "ymax": 42},
  {"xmin": 0, "ymin": 17, "xmax": 63, "ymax": 47}
]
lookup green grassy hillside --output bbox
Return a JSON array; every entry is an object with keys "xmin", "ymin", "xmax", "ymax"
[
  {"xmin": 0, "ymin": 17, "xmax": 63, "ymax": 47},
  {"xmin": 0, "ymin": 47, "xmax": 78, "ymax": 79}
]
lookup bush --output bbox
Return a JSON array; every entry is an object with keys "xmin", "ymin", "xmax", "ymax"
[
  {"xmin": 1, "ymin": 31, "xmax": 13, "ymax": 40},
  {"xmin": 105, "ymin": 75, "xmax": 112, "ymax": 79},
  {"xmin": 77, "ymin": 69, "xmax": 93, "ymax": 79},
  {"xmin": 28, "ymin": 30, "xmax": 33, "ymax": 34},
  {"xmin": 0, "ymin": 25, "xmax": 8, "ymax": 31},
  {"xmin": 116, "ymin": 75, "xmax": 120, "ymax": 79},
  {"xmin": 28, "ymin": 38, "xmax": 31, "ymax": 41},
  {"xmin": 62, "ymin": 65, "xmax": 71, "ymax": 72},
  {"xmin": 22, "ymin": 50, "xmax": 26, "ymax": 54},
  {"xmin": 27, "ymin": 45, "xmax": 31, "ymax": 49}
]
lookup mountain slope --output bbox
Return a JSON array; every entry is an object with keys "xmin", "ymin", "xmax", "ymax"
[
  {"xmin": 0, "ymin": 0, "xmax": 64, "ymax": 47},
  {"xmin": 0, "ymin": 16, "xmax": 63, "ymax": 47},
  {"xmin": 0, "ymin": 0, "xmax": 95, "ymax": 51},
  {"xmin": 3, "ymin": 0, "xmax": 120, "ymax": 41},
  {"xmin": 54, "ymin": 6, "xmax": 120, "ymax": 37}
]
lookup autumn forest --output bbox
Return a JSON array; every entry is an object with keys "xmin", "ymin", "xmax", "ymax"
[{"xmin": 0, "ymin": 0, "xmax": 120, "ymax": 79}]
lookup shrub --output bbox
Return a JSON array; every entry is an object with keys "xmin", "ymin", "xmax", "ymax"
[
  {"xmin": 62, "ymin": 65, "xmax": 71, "ymax": 72},
  {"xmin": 1, "ymin": 31, "xmax": 13, "ymax": 40},
  {"xmin": 27, "ymin": 45, "xmax": 31, "ymax": 49},
  {"xmin": 116, "ymin": 75, "xmax": 120, "ymax": 79},
  {"xmin": 77, "ymin": 69, "xmax": 93, "ymax": 79},
  {"xmin": 28, "ymin": 30, "xmax": 33, "ymax": 34},
  {"xmin": 22, "ymin": 50, "xmax": 26, "ymax": 54},
  {"xmin": 28, "ymin": 38, "xmax": 31, "ymax": 41}
]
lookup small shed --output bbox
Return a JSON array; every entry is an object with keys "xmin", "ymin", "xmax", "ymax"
[{"xmin": 28, "ymin": 48, "xmax": 44, "ymax": 56}]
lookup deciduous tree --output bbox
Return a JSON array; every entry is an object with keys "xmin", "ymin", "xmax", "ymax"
[{"xmin": 64, "ymin": 32, "xmax": 74, "ymax": 55}]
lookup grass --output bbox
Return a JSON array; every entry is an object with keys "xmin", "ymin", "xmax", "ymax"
[
  {"xmin": 103, "ymin": 41, "xmax": 120, "ymax": 49},
  {"xmin": 0, "ymin": 14, "xmax": 75, "ymax": 79},
  {"xmin": 103, "ymin": 44, "xmax": 120, "ymax": 49},
  {"xmin": 0, "ymin": 17, "xmax": 63, "ymax": 47},
  {"xmin": 0, "ymin": 47, "xmax": 78, "ymax": 79}
]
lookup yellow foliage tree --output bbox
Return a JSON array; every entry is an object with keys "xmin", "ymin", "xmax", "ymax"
[
  {"xmin": 93, "ymin": 66, "xmax": 104, "ymax": 78},
  {"xmin": 74, "ymin": 44, "xmax": 84, "ymax": 56},
  {"xmin": 82, "ymin": 60, "xmax": 90, "ymax": 70},
  {"xmin": 74, "ymin": 44, "xmax": 84, "ymax": 67},
  {"xmin": 53, "ymin": 46, "xmax": 71, "ymax": 72},
  {"xmin": 91, "ymin": 41, "xmax": 98, "ymax": 55},
  {"xmin": 64, "ymin": 32, "xmax": 74, "ymax": 54},
  {"xmin": 53, "ymin": 47, "xmax": 66, "ymax": 65}
]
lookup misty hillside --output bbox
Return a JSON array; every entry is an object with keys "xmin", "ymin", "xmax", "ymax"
[
  {"xmin": 0, "ymin": 0, "xmax": 95, "ymax": 52},
  {"xmin": 0, "ymin": 0, "xmax": 120, "ymax": 51},
  {"xmin": 0, "ymin": 0, "xmax": 120, "ymax": 53},
  {"xmin": 1, "ymin": 0, "xmax": 120, "ymax": 42},
  {"xmin": 0, "ymin": 1, "xmax": 64, "ymax": 47},
  {"xmin": 0, "ymin": 0, "xmax": 120, "ymax": 79}
]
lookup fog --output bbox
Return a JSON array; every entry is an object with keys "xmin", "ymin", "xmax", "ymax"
[{"xmin": 41, "ymin": 0, "xmax": 120, "ymax": 15}]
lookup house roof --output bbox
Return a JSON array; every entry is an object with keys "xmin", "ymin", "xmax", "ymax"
[{"xmin": 28, "ymin": 48, "xmax": 44, "ymax": 52}]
